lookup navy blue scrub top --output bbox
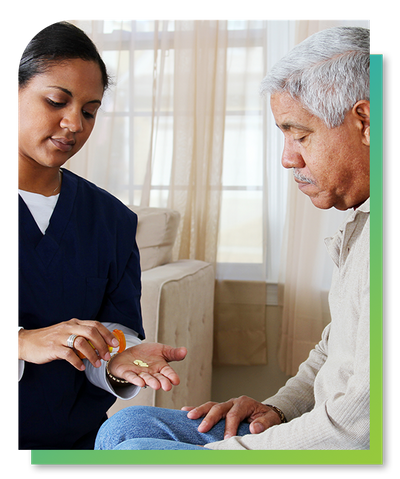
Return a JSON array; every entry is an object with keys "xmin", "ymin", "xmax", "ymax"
[{"xmin": 19, "ymin": 169, "xmax": 145, "ymax": 450}]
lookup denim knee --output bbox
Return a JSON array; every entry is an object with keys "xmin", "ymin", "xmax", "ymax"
[
  {"xmin": 113, "ymin": 438, "xmax": 210, "ymax": 451},
  {"xmin": 95, "ymin": 405, "xmax": 250, "ymax": 450},
  {"xmin": 95, "ymin": 406, "xmax": 153, "ymax": 450}
]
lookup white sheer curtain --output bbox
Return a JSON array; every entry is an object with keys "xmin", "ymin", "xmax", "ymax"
[
  {"xmin": 67, "ymin": 20, "xmax": 369, "ymax": 372},
  {"xmin": 68, "ymin": 20, "xmax": 286, "ymax": 270},
  {"xmin": 165, "ymin": 21, "xmax": 228, "ymax": 263},
  {"xmin": 69, "ymin": 20, "xmax": 228, "ymax": 265}
]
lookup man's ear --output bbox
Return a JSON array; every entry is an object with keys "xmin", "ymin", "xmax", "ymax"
[{"xmin": 353, "ymin": 100, "xmax": 370, "ymax": 146}]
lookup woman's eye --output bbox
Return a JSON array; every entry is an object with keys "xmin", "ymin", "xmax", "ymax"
[
  {"xmin": 47, "ymin": 98, "xmax": 96, "ymax": 120},
  {"xmin": 82, "ymin": 110, "xmax": 95, "ymax": 119},
  {"xmin": 47, "ymin": 98, "xmax": 65, "ymax": 108}
]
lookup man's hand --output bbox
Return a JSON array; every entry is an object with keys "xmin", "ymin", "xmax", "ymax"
[
  {"xmin": 182, "ymin": 395, "xmax": 282, "ymax": 439},
  {"xmin": 108, "ymin": 342, "xmax": 187, "ymax": 391}
]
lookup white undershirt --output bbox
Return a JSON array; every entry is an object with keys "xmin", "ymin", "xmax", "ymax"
[{"xmin": 19, "ymin": 189, "xmax": 59, "ymax": 234}]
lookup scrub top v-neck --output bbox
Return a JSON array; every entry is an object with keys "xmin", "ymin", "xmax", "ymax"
[
  {"xmin": 18, "ymin": 168, "xmax": 144, "ymax": 449},
  {"xmin": 19, "ymin": 168, "xmax": 77, "ymax": 270}
]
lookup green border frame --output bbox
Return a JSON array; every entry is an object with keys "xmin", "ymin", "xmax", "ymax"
[{"xmin": 31, "ymin": 55, "xmax": 383, "ymax": 466}]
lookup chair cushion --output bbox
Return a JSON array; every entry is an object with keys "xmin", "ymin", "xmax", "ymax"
[{"xmin": 128, "ymin": 206, "xmax": 180, "ymax": 271}]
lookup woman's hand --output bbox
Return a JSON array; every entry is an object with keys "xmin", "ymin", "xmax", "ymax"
[
  {"xmin": 182, "ymin": 396, "xmax": 282, "ymax": 439},
  {"xmin": 18, "ymin": 319, "xmax": 120, "ymax": 370},
  {"xmin": 108, "ymin": 342, "xmax": 187, "ymax": 391}
]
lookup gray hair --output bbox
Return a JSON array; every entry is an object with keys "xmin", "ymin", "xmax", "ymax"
[{"xmin": 260, "ymin": 26, "xmax": 370, "ymax": 128}]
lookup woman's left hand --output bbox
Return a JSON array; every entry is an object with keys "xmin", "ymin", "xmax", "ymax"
[{"xmin": 108, "ymin": 343, "xmax": 187, "ymax": 391}]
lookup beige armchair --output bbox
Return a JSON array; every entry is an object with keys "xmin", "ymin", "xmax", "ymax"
[{"xmin": 107, "ymin": 206, "xmax": 215, "ymax": 416}]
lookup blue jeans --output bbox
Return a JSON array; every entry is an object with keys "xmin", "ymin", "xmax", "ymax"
[{"xmin": 95, "ymin": 406, "xmax": 251, "ymax": 450}]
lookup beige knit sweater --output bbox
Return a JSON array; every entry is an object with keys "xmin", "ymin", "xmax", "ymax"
[{"xmin": 206, "ymin": 199, "xmax": 370, "ymax": 450}]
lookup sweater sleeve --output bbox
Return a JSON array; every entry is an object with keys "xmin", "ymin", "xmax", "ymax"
[
  {"xmin": 205, "ymin": 286, "xmax": 370, "ymax": 450},
  {"xmin": 261, "ymin": 323, "xmax": 331, "ymax": 421}
]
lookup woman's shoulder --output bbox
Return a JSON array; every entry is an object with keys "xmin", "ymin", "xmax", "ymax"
[{"xmin": 62, "ymin": 169, "xmax": 137, "ymax": 224}]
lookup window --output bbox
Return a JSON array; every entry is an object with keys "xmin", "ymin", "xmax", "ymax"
[{"xmin": 71, "ymin": 20, "xmax": 298, "ymax": 282}]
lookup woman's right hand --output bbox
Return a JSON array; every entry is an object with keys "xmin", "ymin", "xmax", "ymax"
[{"xmin": 18, "ymin": 319, "xmax": 120, "ymax": 371}]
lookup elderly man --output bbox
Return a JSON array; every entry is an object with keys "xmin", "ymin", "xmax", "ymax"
[{"xmin": 95, "ymin": 26, "xmax": 370, "ymax": 451}]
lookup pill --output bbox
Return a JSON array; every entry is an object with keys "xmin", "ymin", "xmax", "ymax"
[{"xmin": 134, "ymin": 359, "xmax": 149, "ymax": 367}]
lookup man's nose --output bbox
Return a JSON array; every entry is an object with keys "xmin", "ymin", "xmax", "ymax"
[{"xmin": 281, "ymin": 140, "xmax": 305, "ymax": 169}]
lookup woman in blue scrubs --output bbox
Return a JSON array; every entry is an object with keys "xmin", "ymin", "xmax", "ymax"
[{"xmin": 18, "ymin": 22, "xmax": 186, "ymax": 450}]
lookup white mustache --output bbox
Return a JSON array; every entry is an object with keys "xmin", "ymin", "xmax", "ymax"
[{"xmin": 292, "ymin": 169, "xmax": 315, "ymax": 185}]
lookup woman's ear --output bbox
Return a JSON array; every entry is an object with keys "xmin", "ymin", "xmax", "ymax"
[{"xmin": 353, "ymin": 100, "xmax": 370, "ymax": 146}]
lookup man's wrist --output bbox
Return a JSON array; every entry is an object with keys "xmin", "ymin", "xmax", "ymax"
[{"xmin": 265, "ymin": 404, "xmax": 287, "ymax": 423}]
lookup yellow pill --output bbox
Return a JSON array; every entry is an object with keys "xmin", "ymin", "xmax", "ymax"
[{"xmin": 134, "ymin": 359, "xmax": 149, "ymax": 367}]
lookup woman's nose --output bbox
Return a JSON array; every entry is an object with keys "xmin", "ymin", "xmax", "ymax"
[{"xmin": 60, "ymin": 108, "xmax": 83, "ymax": 133}]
